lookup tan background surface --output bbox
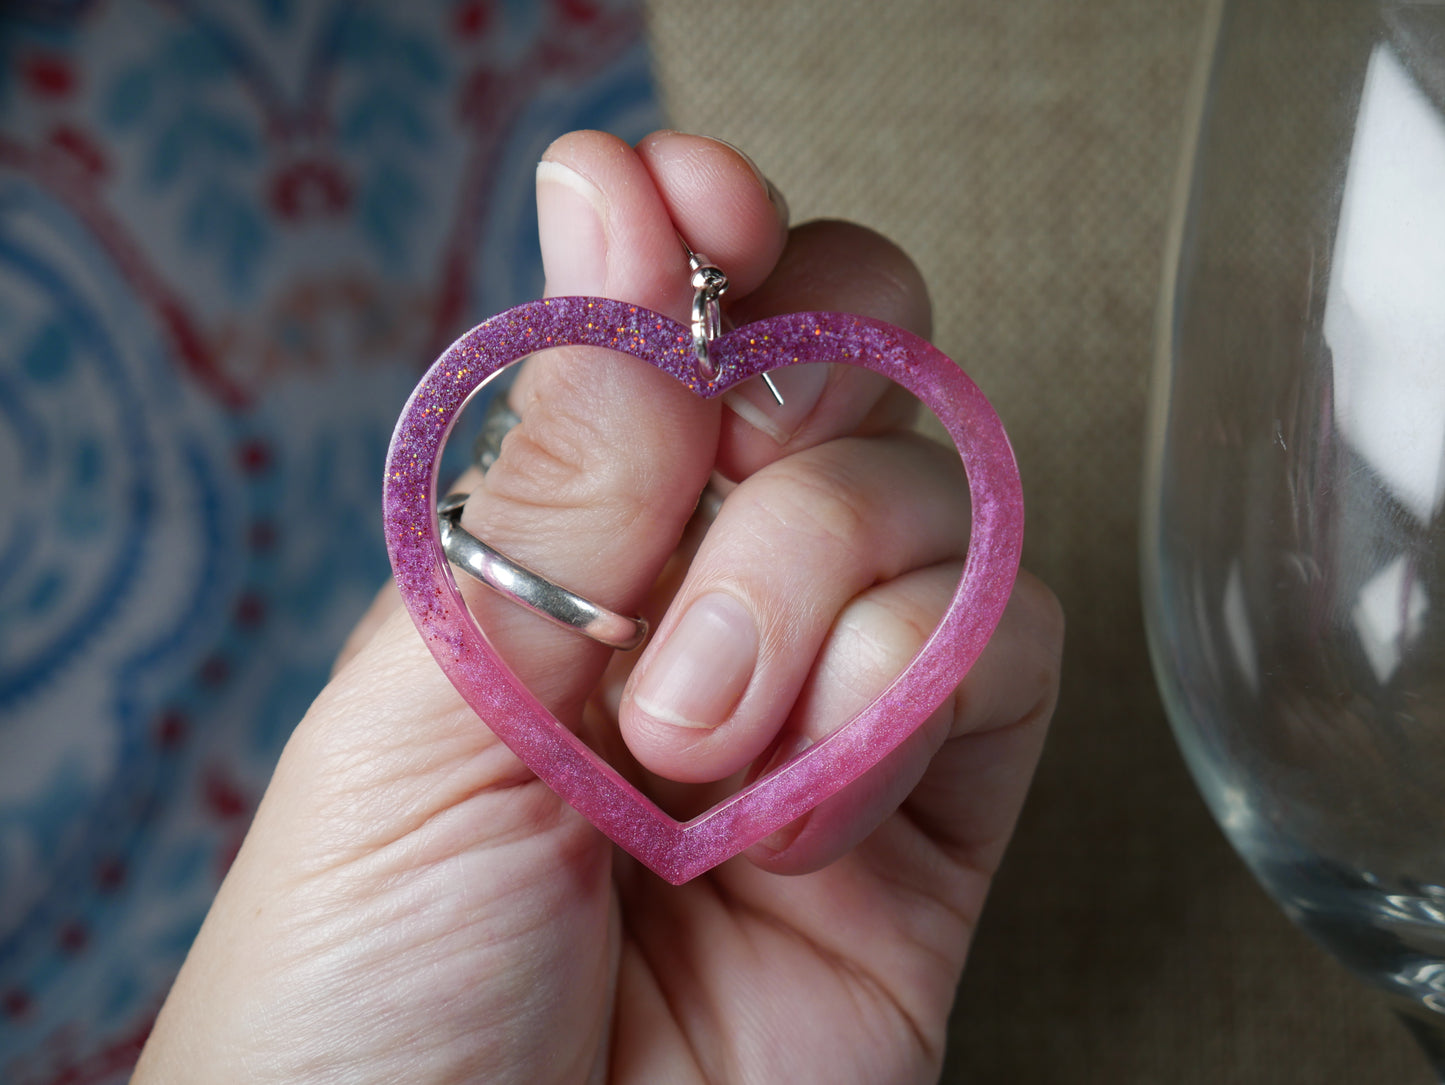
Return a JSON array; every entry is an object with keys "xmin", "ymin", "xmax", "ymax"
[{"xmin": 648, "ymin": 2, "xmax": 1430, "ymax": 1081}]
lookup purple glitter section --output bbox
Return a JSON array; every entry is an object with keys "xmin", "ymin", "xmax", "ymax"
[{"xmin": 383, "ymin": 297, "xmax": 1024, "ymax": 883}]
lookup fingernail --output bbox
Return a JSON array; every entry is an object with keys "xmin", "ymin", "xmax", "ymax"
[
  {"xmin": 536, "ymin": 159, "xmax": 607, "ymax": 295},
  {"xmin": 745, "ymin": 731, "xmax": 813, "ymax": 786},
  {"xmin": 632, "ymin": 592, "xmax": 758, "ymax": 730},
  {"xmin": 752, "ymin": 735, "xmax": 814, "ymax": 854},
  {"xmin": 757, "ymin": 813, "xmax": 810, "ymax": 856},
  {"xmin": 723, "ymin": 363, "xmax": 830, "ymax": 445},
  {"xmin": 709, "ymin": 136, "xmax": 788, "ymax": 225}
]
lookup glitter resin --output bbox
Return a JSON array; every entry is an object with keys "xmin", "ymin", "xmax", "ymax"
[{"xmin": 384, "ymin": 297, "xmax": 1024, "ymax": 883}]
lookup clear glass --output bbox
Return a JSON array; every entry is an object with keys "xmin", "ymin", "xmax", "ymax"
[{"xmin": 1143, "ymin": 0, "xmax": 1445, "ymax": 1074}]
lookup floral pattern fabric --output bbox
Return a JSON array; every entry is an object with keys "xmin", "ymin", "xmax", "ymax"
[{"xmin": 0, "ymin": 2, "xmax": 658, "ymax": 1080}]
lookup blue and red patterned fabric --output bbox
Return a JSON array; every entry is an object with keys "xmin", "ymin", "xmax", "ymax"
[{"xmin": 0, "ymin": 2, "xmax": 658, "ymax": 1080}]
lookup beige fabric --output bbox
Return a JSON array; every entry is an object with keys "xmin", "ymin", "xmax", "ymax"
[{"xmin": 647, "ymin": 2, "xmax": 1427, "ymax": 1080}]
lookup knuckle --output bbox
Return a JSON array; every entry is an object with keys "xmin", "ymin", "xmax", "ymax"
[
  {"xmin": 1016, "ymin": 570, "xmax": 1066, "ymax": 666},
  {"xmin": 484, "ymin": 360, "xmax": 650, "ymax": 528},
  {"xmin": 948, "ymin": 571, "xmax": 1064, "ymax": 738},
  {"xmin": 789, "ymin": 220, "xmax": 933, "ymax": 338},
  {"xmin": 808, "ymin": 566, "xmax": 958, "ymax": 716},
  {"xmin": 830, "ymin": 594, "xmax": 935, "ymax": 686},
  {"xmin": 735, "ymin": 443, "xmax": 875, "ymax": 559},
  {"xmin": 493, "ymin": 420, "xmax": 591, "ymax": 506}
]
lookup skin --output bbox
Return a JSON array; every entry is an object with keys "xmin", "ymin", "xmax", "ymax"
[{"xmin": 134, "ymin": 130, "xmax": 1064, "ymax": 1085}]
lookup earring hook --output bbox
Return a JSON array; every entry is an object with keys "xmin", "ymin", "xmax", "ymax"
[{"xmin": 679, "ymin": 235, "xmax": 785, "ymax": 405}]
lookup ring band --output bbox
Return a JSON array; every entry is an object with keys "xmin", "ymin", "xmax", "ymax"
[
  {"xmin": 438, "ymin": 492, "xmax": 648, "ymax": 651},
  {"xmin": 472, "ymin": 400, "xmax": 520, "ymax": 473}
]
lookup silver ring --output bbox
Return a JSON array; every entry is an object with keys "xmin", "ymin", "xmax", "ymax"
[
  {"xmin": 472, "ymin": 400, "xmax": 520, "ymax": 473},
  {"xmin": 438, "ymin": 492, "xmax": 648, "ymax": 651},
  {"xmin": 446, "ymin": 392, "xmax": 727, "ymax": 652}
]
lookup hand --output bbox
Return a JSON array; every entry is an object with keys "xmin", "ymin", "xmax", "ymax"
[{"xmin": 135, "ymin": 130, "xmax": 1063, "ymax": 1084}]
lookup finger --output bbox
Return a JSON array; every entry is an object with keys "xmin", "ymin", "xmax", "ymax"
[
  {"xmin": 634, "ymin": 130, "xmax": 789, "ymax": 298},
  {"xmin": 898, "ymin": 570, "xmax": 1063, "ymax": 873},
  {"xmin": 458, "ymin": 130, "xmax": 789, "ymax": 726},
  {"xmin": 716, "ymin": 220, "xmax": 934, "ymax": 481},
  {"xmin": 619, "ymin": 431, "xmax": 969, "ymax": 782},
  {"xmin": 749, "ymin": 569, "xmax": 1064, "ymax": 875}
]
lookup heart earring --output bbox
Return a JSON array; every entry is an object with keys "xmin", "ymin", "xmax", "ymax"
[{"xmin": 383, "ymin": 253, "xmax": 1024, "ymax": 884}]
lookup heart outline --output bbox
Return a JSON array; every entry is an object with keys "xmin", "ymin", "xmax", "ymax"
[{"xmin": 384, "ymin": 297, "xmax": 1023, "ymax": 884}]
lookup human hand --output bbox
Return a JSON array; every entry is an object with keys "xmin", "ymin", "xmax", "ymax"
[{"xmin": 134, "ymin": 130, "xmax": 1063, "ymax": 1084}]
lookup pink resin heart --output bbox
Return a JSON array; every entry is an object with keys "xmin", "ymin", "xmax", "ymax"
[{"xmin": 384, "ymin": 297, "xmax": 1023, "ymax": 883}]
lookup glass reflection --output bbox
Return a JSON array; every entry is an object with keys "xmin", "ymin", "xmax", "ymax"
[{"xmin": 1325, "ymin": 43, "xmax": 1445, "ymax": 525}]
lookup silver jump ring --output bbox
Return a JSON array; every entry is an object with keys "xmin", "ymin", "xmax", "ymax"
[
  {"xmin": 689, "ymin": 254, "xmax": 728, "ymax": 381},
  {"xmin": 438, "ymin": 492, "xmax": 648, "ymax": 651},
  {"xmin": 681, "ymin": 241, "xmax": 784, "ymax": 405}
]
